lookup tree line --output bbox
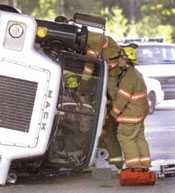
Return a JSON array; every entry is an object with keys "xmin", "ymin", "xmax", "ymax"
[{"xmin": 8, "ymin": 0, "xmax": 175, "ymax": 42}]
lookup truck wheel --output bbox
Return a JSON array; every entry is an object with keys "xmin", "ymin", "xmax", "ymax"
[{"xmin": 148, "ymin": 92, "xmax": 156, "ymax": 114}]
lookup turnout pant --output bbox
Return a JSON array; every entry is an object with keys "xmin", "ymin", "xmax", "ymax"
[
  {"xmin": 117, "ymin": 122, "xmax": 151, "ymax": 168},
  {"xmin": 98, "ymin": 116, "xmax": 123, "ymax": 169}
]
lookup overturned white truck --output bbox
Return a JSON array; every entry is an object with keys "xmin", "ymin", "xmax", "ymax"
[{"xmin": 0, "ymin": 9, "xmax": 107, "ymax": 185}]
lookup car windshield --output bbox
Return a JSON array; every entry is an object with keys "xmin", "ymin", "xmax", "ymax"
[{"xmin": 137, "ymin": 45, "xmax": 175, "ymax": 65}]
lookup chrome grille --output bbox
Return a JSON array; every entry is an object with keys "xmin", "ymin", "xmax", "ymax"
[
  {"xmin": 153, "ymin": 76, "xmax": 175, "ymax": 99},
  {"xmin": 0, "ymin": 75, "xmax": 38, "ymax": 132},
  {"xmin": 156, "ymin": 76, "xmax": 175, "ymax": 85}
]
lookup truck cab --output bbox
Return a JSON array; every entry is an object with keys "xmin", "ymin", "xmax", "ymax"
[{"xmin": 0, "ymin": 10, "xmax": 107, "ymax": 185}]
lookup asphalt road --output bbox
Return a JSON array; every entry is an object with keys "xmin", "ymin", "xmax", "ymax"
[
  {"xmin": 145, "ymin": 100, "xmax": 175, "ymax": 160},
  {"xmin": 1, "ymin": 101, "xmax": 175, "ymax": 192},
  {"xmin": 1, "ymin": 170, "xmax": 175, "ymax": 193}
]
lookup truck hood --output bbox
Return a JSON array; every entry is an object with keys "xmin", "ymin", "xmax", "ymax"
[{"xmin": 136, "ymin": 65, "xmax": 175, "ymax": 77}]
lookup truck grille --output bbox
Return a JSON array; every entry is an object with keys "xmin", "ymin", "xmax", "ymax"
[
  {"xmin": 0, "ymin": 75, "xmax": 37, "ymax": 132},
  {"xmin": 154, "ymin": 76, "xmax": 175, "ymax": 99}
]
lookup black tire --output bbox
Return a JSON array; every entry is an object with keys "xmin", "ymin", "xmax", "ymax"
[{"xmin": 148, "ymin": 92, "xmax": 156, "ymax": 114}]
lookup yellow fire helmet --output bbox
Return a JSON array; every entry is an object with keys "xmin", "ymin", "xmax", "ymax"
[
  {"xmin": 64, "ymin": 72, "xmax": 79, "ymax": 89},
  {"xmin": 122, "ymin": 43, "xmax": 138, "ymax": 64}
]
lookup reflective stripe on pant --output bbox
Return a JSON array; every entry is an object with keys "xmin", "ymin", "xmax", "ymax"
[
  {"xmin": 117, "ymin": 122, "xmax": 151, "ymax": 168},
  {"xmin": 109, "ymin": 156, "xmax": 123, "ymax": 163}
]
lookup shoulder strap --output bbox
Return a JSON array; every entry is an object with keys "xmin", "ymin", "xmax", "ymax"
[{"xmin": 116, "ymin": 67, "xmax": 128, "ymax": 87}]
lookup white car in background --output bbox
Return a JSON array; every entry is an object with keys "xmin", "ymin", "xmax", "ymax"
[
  {"xmin": 119, "ymin": 37, "xmax": 175, "ymax": 101},
  {"xmin": 144, "ymin": 77, "xmax": 164, "ymax": 114}
]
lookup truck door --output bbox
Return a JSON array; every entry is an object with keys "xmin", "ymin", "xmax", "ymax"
[{"xmin": 48, "ymin": 52, "xmax": 107, "ymax": 169}]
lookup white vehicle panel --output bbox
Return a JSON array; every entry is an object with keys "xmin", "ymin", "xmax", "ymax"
[
  {"xmin": 0, "ymin": 11, "xmax": 61, "ymax": 185},
  {"xmin": 144, "ymin": 77, "xmax": 164, "ymax": 105},
  {"xmin": 136, "ymin": 65, "xmax": 175, "ymax": 77}
]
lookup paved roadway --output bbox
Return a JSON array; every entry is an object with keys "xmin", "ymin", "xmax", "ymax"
[
  {"xmin": 1, "ymin": 100, "xmax": 175, "ymax": 193},
  {"xmin": 145, "ymin": 99, "xmax": 175, "ymax": 160},
  {"xmin": 1, "ymin": 172, "xmax": 175, "ymax": 193}
]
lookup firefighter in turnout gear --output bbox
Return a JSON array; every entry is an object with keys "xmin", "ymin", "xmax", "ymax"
[
  {"xmin": 109, "ymin": 45, "xmax": 151, "ymax": 169},
  {"xmin": 81, "ymin": 32, "xmax": 124, "ymax": 169}
]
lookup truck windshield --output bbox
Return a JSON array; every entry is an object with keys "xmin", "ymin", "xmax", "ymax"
[
  {"xmin": 137, "ymin": 45, "xmax": 175, "ymax": 65},
  {"xmin": 52, "ymin": 52, "xmax": 105, "ymax": 168}
]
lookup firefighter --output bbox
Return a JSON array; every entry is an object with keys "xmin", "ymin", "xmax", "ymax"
[
  {"xmin": 64, "ymin": 72, "xmax": 79, "ymax": 89},
  {"xmin": 63, "ymin": 71, "xmax": 81, "ymax": 105},
  {"xmin": 81, "ymin": 32, "xmax": 124, "ymax": 169},
  {"xmin": 108, "ymin": 44, "xmax": 151, "ymax": 169}
]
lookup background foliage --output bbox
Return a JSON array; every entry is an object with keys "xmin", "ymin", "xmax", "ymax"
[{"xmin": 13, "ymin": 0, "xmax": 175, "ymax": 42}]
